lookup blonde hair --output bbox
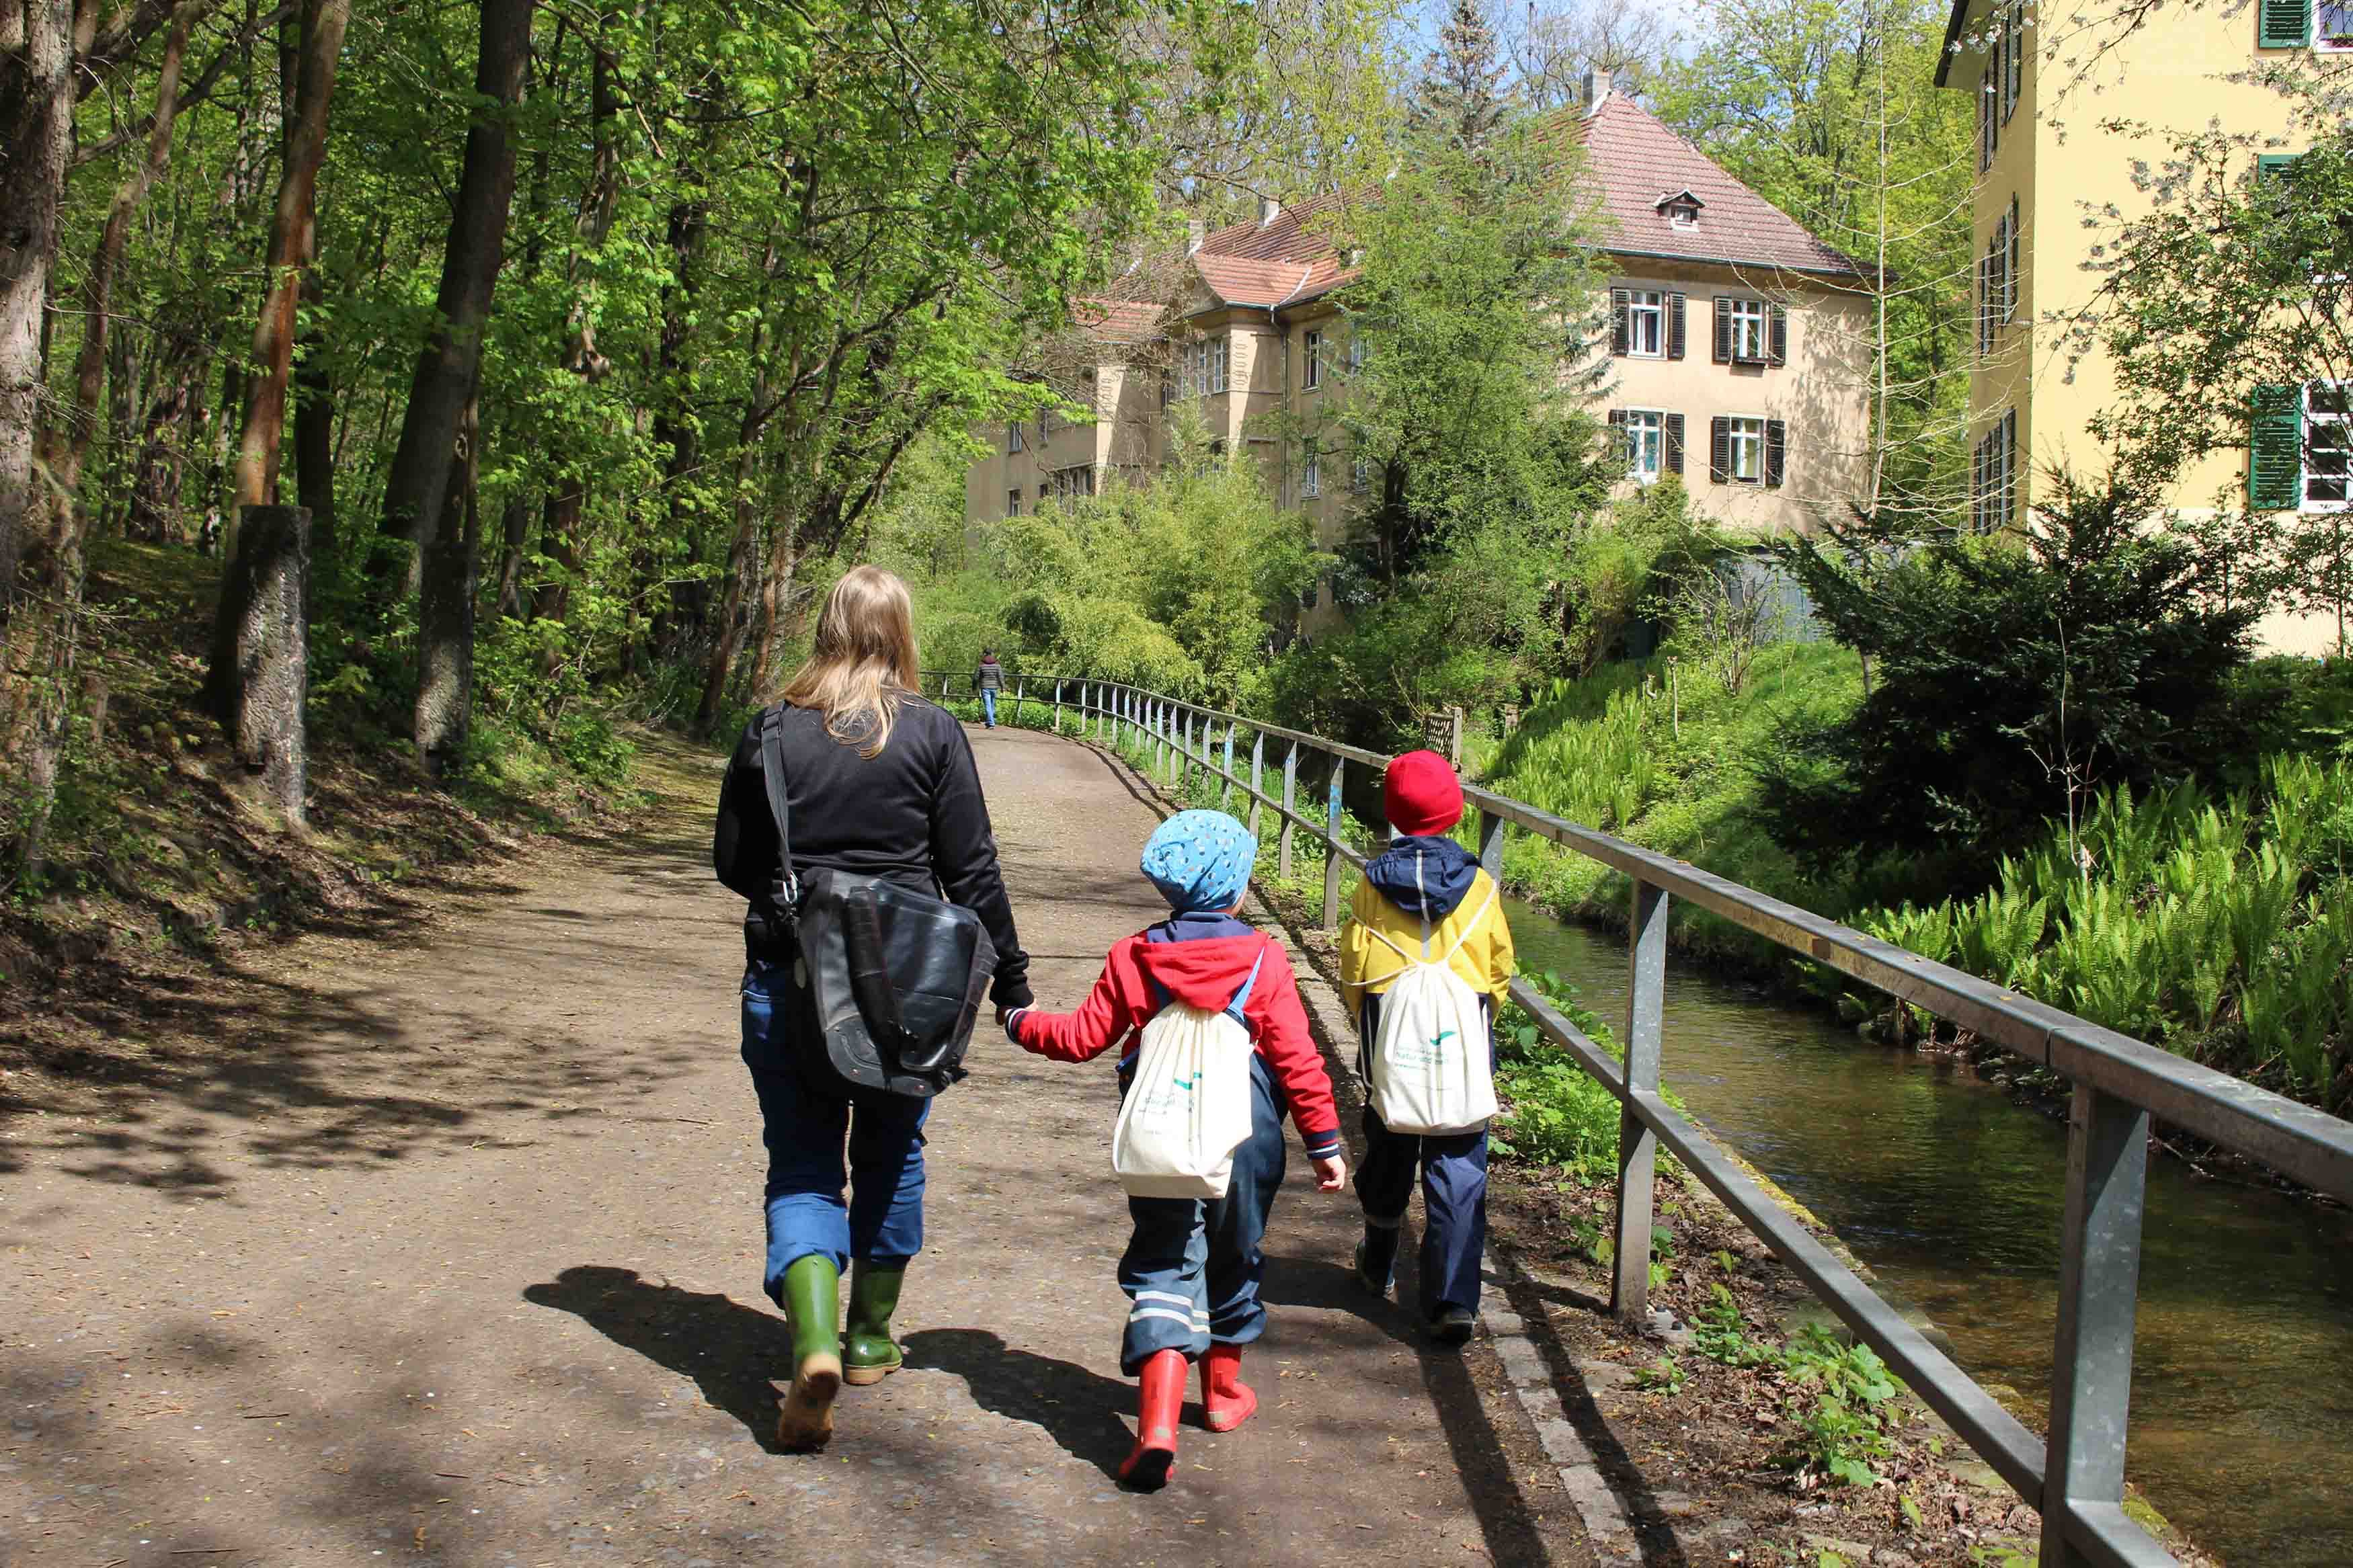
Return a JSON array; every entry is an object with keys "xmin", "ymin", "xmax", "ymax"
[{"xmin": 779, "ymin": 565, "xmax": 920, "ymax": 757}]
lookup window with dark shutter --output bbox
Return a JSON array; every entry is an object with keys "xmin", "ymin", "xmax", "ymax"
[
  {"xmin": 1611, "ymin": 287, "xmax": 1631, "ymax": 356},
  {"xmin": 1713, "ymin": 296, "xmax": 1734, "ymax": 363},
  {"xmin": 2249, "ymin": 384, "xmax": 2305, "ymax": 509},
  {"xmin": 2003, "ymin": 0, "xmax": 2024, "ymax": 120},
  {"xmin": 1710, "ymin": 416, "xmax": 1731, "ymax": 483},
  {"xmin": 1767, "ymin": 304, "xmax": 1788, "ymax": 366},
  {"xmin": 1668, "ymin": 293, "xmax": 1687, "ymax": 360},
  {"xmin": 1764, "ymin": 419, "xmax": 1787, "ymax": 489},
  {"xmin": 2258, "ymin": 0, "xmax": 2312, "ymax": 47},
  {"xmin": 2001, "ymin": 410, "xmax": 2018, "ymax": 526},
  {"xmin": 1665, "ymin": 413, "xmax": 1685, "ymax": 476},
  {"xmin": 2005, "ymin": 198, "xmax": 2021, "ymax": 323}
]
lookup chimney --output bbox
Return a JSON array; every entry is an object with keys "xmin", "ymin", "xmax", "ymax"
[
  {"xmin": 1582, "ymin": 67, "xmax": 1610, "ymax": 116},
  {"xmin": 1187, "ymin": 218, "xmax": 1205, "ymax": 254},
  {"xmin": 1259, "ymin": 196, "xmax": 1281, "ymax": 226}
]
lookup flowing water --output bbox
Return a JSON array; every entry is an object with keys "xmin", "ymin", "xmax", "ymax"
[{"xmin": 1506, "ymin": 900, "xmax": 2353, "ymax": 1567}]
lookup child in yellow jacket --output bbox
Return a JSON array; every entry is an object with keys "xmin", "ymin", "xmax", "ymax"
[{"xmin": 1337, "ymin": 750, "xmax": 1515, "ymax": 1343}]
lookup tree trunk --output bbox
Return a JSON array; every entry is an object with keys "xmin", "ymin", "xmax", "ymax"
[
  {"xmin": 2, "ymin": 0, "xmax": 194, "ymax": 865},
  {"xmin": 532, "ymin": 483, "xmax": 582, "ymax": 624},
  {"xmin": 229, "ymin": 0, "xmax": 350, "ymax": 510},
  {"xmin": 0, "ymin": 0, "xmax": 77, "ymax": 600},
  {"xmin": 414, "ymin": 391, "xmax": 480, "ymax": 774},
  {"xmin": 292, "ymin": 268, "xmax": 336, "ymax": 563},
  {"xmin": 377, "ymin": 0, "xmax": 530, "ymax": 547},
  {"xmin": 491, "ymin": 491, "xmax": 531, "ymax": 616},
  {"xmin": 211, "ymin": 503, "xmax": 311, "ymax": 823},
  {"xmin": 129, "ymin": 347, "xmax": 198, "ymax": 541},
  {"xmin": 693, "ymin": 380, "xmax": 769, "ymax": 732}
]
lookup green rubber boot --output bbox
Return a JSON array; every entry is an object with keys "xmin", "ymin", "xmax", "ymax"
[
  {"xmin": 842, "ymin": 1260, "xmax": 908, "ymax": 1386},
  {"xmin": 775, "ymin": 1255, "xmax": 842, "ymax": 1452}
]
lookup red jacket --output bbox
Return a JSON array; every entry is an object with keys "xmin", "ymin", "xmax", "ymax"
[{"xmin": 1010, "ymin": 931, "xmax": 1343, "ymax": 1160}]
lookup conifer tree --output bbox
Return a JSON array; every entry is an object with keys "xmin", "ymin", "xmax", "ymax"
[{"xmin": 1411, "ymin": 0, "xmax": 1512, "ymax": 148}]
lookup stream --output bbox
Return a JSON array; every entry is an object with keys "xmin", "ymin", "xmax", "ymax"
[{"xmin": 1507, "ymin": 900, "xmax": 2353, "ymax": 1567}]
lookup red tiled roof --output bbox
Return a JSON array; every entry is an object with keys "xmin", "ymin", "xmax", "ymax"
[
  {"xmin": 1190, "ymin": 194, "xmax": 1358, "ymax": 308},
  {"xmin": 1571, "ymin": 97, "xmax": 1865, "ymax": 278},
  {"xmin": 1070, "ymin": 95, "xmax": 1860, "ymax": 343},
  {"xmin": 1071, "ymin": 298, "xmax": 1162, "ymax": 343}
]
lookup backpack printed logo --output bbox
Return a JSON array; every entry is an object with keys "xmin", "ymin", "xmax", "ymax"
[{"xmin": 1366, "ymin": 887, "xmax": 1499, "ymax": 1136}]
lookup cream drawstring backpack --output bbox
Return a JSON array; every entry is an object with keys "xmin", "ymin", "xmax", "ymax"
[
  {"xmin": 1111, "ymin": 944, "xmax": 1267, "ymax": 1200},
  {"xmin": 1364, "ymin": 885, "xmax": 1499, "ymax": 1136}
]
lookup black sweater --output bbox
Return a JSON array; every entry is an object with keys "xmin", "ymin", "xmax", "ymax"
[{"xmin": 712, "ymin": 697, "xmax": 1033, "ymax": 1009}]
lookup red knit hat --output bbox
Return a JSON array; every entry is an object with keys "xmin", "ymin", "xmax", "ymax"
[{"xmin": 1384, "ymin": 749, "xmax": 1463, "ymax": 836}]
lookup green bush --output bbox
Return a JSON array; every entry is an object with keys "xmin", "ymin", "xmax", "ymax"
[{"xmin": 1765, "ymin": 475, "xmax": 2259, "ymax": 878}]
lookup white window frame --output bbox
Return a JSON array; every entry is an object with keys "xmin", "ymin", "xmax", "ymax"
[
  {"xmin": 1346, "ymin": 330, "xmax": 1365, "ymax": 372},
  {"xmin": 1302, "ymin": 443, "xmax": 1321, "ymax": 498},
  {"xmin": 1729, "ymin": 299, "xmax": 1769, "ymax": 362},
  {"xmin": 1624, "ymin": 409, "xmax": 1666, "ymax": 483},
  {"xmin": 1626, "ymin": 290, "xmax": 1665, "ymax": 358},
  {"xmin": 1727, "ymin": 416, "xmax": 1766, "ymax": 485},
  {"xmin": 1207, "ymin": 335, "xmax": 1229, "ymax": 395},
  {"xmin": 1667, "ymin": 200, "xmax": 1699, "ymax": 229},
  {"xmin": 2321, "ymin": 0, "xmax": 2353, "ymax": 48},
  {"xmin": 2306, "ymin": 380, "xmax": 2351, "ymax": 510},
  {"xmin": 1006, "ymin": 488, "xmax": 1023, "ymax": 518},
  {"xmin": 1303, "ymin": 329, "xmax": 1323, "ymax": 390}
]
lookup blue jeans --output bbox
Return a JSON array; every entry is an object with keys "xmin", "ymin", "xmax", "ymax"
[
  {"xmin": 740, "ymin": 956, "xmax": 928, "ymax": 1303},
  {"xmin": 1116, "ymin": 1055, "xmax": 1287, "ymax": 1374},
  {"xmin": 980, "ymin": 688, "xmax": 998, "ymax": 725}
]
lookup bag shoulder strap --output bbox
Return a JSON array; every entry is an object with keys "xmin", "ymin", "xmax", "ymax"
[
  {"xmin": 1224, "ymin": 941, "xmax": 1271, "ymax": 1022},
  {"xmin": 758, "ymin": 706, "xmax": 799, "ymax": 905},
  {"xmin": 1438, "ymin": 882, "xmax": 1499, "ymax": 965}
]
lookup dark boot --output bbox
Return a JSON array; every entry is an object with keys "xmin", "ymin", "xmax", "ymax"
[
  {"xmin": 1355, "ymin": 1224, "xmax": 1400, "ymax": 1298},
  {"xmin": 775, "ymin": 1255, "xmax": 842, "ymax": 1452},
  {"xmin": 1199, "ymin": 1344, "xmax": 1257, "ymax": 1433},
  {"xmin": 842, "ymin": 1260, "xmax": 907, "ymax": 1387},
  {"xmin": 1119, "ymin": 1349, "xmax": 1186, "ymax": 1491}
]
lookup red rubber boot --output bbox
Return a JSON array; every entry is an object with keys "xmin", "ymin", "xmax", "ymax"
[
  {"xmin": 1118, "ymin": 1349, "xmax": 1186, "ymax": 1491},
  {"xmin": 1200, "ymin": 1344, "xmax": 1258, "ymax": 1433}
]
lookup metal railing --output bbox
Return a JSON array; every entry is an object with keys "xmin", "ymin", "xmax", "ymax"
[{"xmin": 921, "ymin": 668, "xmax": 2353, "ymax": 1568}]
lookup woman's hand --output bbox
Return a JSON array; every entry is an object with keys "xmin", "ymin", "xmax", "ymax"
[{"xmin": 1311, "ymin": 1153, "xmax": 1347, "ymax": 1192}]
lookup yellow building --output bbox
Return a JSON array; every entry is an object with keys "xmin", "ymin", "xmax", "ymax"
[
  {"xmin": 1938, "ymin": 0, "xmax": 2349, "ymax": 650},
  {"xmin": 965, "ymin": 81, "xmax": 1879, "ymax": 595}
]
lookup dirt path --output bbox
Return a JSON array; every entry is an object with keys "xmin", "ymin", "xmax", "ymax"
[{"xmin": 1, "ymin": 724, "xmax": 1581, "ymax": 1567}]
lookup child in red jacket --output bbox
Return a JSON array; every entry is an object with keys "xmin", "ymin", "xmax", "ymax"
[{"xmin": 1005, "ymin": 809, "xmax": 1346, "ymax": 1491}]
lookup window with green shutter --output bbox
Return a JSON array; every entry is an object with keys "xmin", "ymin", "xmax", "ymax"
[
  {"xmin": 2249, "ymin": 384, "xmax": 2304, "ymax": 510},
  {"xmin": 2258, "ymin": 0, "xmax": 2311, "ymax": 48}
]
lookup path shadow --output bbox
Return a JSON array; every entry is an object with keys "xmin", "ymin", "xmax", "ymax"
[
  {"xmin": 902, "ymin": 1327, "xmax": 1134, "ymax": 1479},
  {"xmin": 522, "ymin": 1264, "xmax": 792, "ymax": 1453}
]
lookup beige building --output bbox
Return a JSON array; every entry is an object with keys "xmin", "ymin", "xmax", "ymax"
[
  {"xmin": 1939, "ymin": 0, "xmax": 2348, "ymax": 651},
  {"xmin": 965, "ymin": 81, "xmax": 1878, "ymax": 574}
]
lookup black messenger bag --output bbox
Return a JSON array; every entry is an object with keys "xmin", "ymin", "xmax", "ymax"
[{"xmin": 759, "ymin": 708, "xmax": 996, "ymax": 1100}]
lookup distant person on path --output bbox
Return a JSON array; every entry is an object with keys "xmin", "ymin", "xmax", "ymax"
[
  {"xmin": 974, "ymin": 649, "xmax": 1004, "ymax": 728},
  {"xmin": 713, "ymin": 565, "xmax": 1033, "ymax": 1452},
  {"xmin": 1003, "ymin": 810, "xmax": 1345, "ymax": 1491},
  {"xmin": 1338, "ymin": 751, "xmax": 1515, "ymax": 1344}
]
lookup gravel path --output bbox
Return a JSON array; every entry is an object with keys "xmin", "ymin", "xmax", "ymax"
[{"xmin": 1, "ymin": 723, "xmax": 1577, "ymax": 1567}]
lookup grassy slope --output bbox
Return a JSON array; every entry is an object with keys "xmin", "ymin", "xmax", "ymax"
[{"xmin": 1484, "ymin": 641, "xmax": 1869, "ymax": 974}]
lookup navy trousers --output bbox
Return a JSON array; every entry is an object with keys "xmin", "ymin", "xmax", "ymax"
[
  {"xmin": 740, "ymin": 955, "xmax": 928, "ymax": 1303},
  {"xmin": 1355, "ymin": 993, "xmax": 1490, "ymax": 1319},
  {"xmin": 1116, "ymin": 1054, "xmax": 1287, "ymax": 1375}
]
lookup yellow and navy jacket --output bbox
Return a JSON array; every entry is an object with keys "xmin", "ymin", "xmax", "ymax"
[{"xmin": 1337, "ymin": 835, "xmax": 1516, "ymax": 1018}]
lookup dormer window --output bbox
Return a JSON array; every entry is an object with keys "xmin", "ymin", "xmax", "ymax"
[{"xmin": 1657, "ymin": 190, "xmax": 1705, "ymax": 229}]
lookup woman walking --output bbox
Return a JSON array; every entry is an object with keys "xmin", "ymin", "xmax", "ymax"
[{"xmin": 712, "ymin": 565, "xmax": 1033, "ymax": 1452}]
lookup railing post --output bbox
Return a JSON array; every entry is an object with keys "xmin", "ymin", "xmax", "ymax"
[
  {"xmin": 1612, "ymin": 877, "xmax": 1669, "ymax": 1321},
  {"xmin": 1014, "ymin": 675, "xmax": 1027, "ymax": 726},
  {"xmin": 1178, "ymin": 708, "xmax": 1192, "ymax": 788},
  {"xmin": 1320, "ymin": 757, "xmax": 1345, "ymax": 930},
  {"xmin": 2039, "ymin": 1083, "xmax": 2151, "ymax": 1568},
  {"xmin": 1220, "ymin": 722, "xmax": 1236, "ymax": 812},
  {"xmin": 1152, "ymin": 700, "xmax": 1165, "ymax": 771},
  {"xmin": 1478, "ymin": 807, "xmax": 1505, "ymax": 882},
  {"xmin": 1248, "ymin": 731, "xmax": 1265, "ymax": 841},
  {"xmin": 1053, "ymin": 679, "xmax": 1063, "ymax": 733},
  {"xmin": 1279, "ymin": 743, "xmax": 1299, "ymax": 879}
]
